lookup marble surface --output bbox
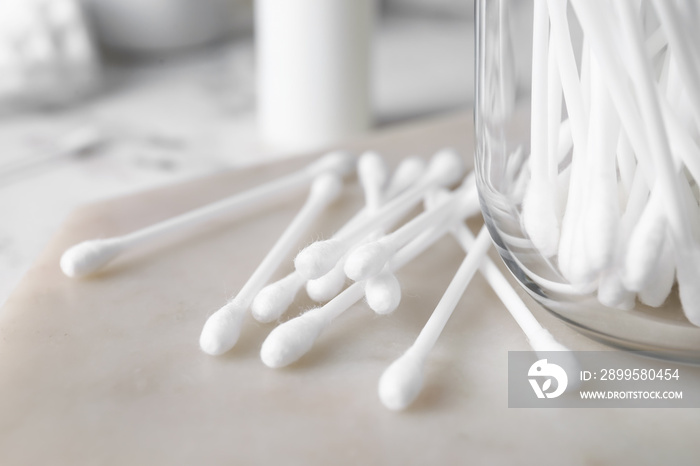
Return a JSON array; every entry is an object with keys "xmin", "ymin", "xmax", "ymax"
[
  {"xmin": 0, "ymin": 15, "xmax": 474, "ymax": 308},
  {"xmin": 2, "ymin": 114, "xmax": 698, "ymax": 465}
]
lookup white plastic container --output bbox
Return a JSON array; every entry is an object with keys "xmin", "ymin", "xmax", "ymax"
[{"xmin": 256, "ymin": 0, "xmax": 374, "ymax": 153}]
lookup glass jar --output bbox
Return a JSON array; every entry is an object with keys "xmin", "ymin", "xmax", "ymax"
[{"xmin": 474, "ymin": 0, "xmax": 700, "ymax": 362}]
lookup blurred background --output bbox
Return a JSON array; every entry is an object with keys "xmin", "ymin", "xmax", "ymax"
[{"xmin": 0, "ymin": 0, "xmax": 475, "ymax": 305}]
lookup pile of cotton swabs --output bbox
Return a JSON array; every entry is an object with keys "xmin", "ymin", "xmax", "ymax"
[
  {"xmin": 516, "ymin": 0, "xmax": 700, "ymax": 323},
  {"xmin": 60, "ymin": 149, "xmax": 574, "ymax": 410}
]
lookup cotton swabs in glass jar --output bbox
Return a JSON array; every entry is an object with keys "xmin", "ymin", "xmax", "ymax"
[{"xmin": 519, "ymin": 0, "xmax": 700, "ymax": 325}]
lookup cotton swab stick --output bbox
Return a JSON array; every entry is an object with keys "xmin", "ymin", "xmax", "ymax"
[
  {"xmin": 597, "ymin": 164, "xmax": 649, "ymax": 310},
  {"xmin": 616, "ymin": 133, "xmax": 636, "ymax": 199},
  {"xmin": 378, "ymin": 226, "xmax": 492, "ymax": 411},
  {"xmin": 547, "ymin": 31, "xmax": 564, "ymax": 185},
  {"xmin": 260, "ymin": 206, "xmax": 467, "ymax": 369},
  {"xmin": 546, "ymin": 0, "xmax": 588, "ymax": 151},
  {"xmin": 522, "ymin": 0, "xmax": 560, "ymax": 258},
  {"xmin": 60, "ymin": 151, "xmax": 356, "ymax": 278},
  {"xmin": 652, "ymin": 0, "xmax": 700, "ymax": 132},
  {"xmin": 580, "ymin": 39, "xmax": 591, "ymax": 116},
  {"xmin": 345, "ymin": 176, "xmax": 478, "ymax": 282},
  {"xmin": 357, "ymin": 151, "xmax": 389, "ymax": 212},
  {"xmin": 251, "ymin": 151, "xmax": 389, "ymax": 323},
  {"xmin": 580, "ymin": 54, "xmax": 621, "ymax": 275},
  {"xmin": 546, "ymin": 0, "xmax": 590, "ymax": 282},
  {"xmin": 306, "ymin": 156, "xmax": 426, "ymax": 303},
  {"xmin": 622, "ymin": 197, "xmax": 667, "ymax": 292},
  {"xmin": 294, "ymin": 149, "xmax": 465, "ymax": 280},
  {"xmin": 638, "ymin": 235, "xmax": 675, "ymax": 308},
  {"xmin": 199, "ymin": 173, "xmax": 344, "ymax": 356}
]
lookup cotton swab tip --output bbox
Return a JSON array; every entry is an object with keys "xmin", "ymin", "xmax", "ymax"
[
  {"xmin": 344, "ymin": 241, "xmax": 391, "ymax": 281},
  {"xmin": 386, "ymin": 156, "xmax": 427, "ymax": 197},
  {"xmin": 309, "ymin": 151, "xmax": 357, "ymax": 177},
  {"xmin": 522, "ymin": 184, "xmax": 560, "ymax": 257},
  {"xmin": 676, "ymin": 249, "xmax": 700, "ymax": 326},
  {"xmin": 358, "ymin": 151, "xmax": 389, "ymax": 211},
  {"xmin": 378, "ymin": 350, "xmax": 424, "ymax": 411},
  {"xmin": 365, "ymin": 271, "xmax": 401, "ymax": 315},
  {"xmin": 260, "ymin": 310, "xmax": 328, "ymax": 368},
  {"xmin": 309, "ymin": 172, "xmax": 344, "ymax": 202},
  {"xmin": 60, "ymin": 239, "xmax": 123, "ymax": 277},
  {"xmin": 199, "ymin": 302, "xmax": 246, "ymax": 356},
  {"xmin": 306, "ymin": 266, "xmax": 347, "ymax": 302},
  {"xmin": 251, "ymin": 274, "xmax": 302, "ymax": 323},
  {"xmin": 426, "ymin": 148, "xmax": 465, "ymax": 187},
  {"xmin": 423, "ymin": 188, "xmax": 447, "ymax": 210},
  {"xmin": 294, "ymin": 239, "xmax": 346, "ymax": 280}
]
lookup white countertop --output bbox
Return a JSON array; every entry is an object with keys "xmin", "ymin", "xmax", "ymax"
[{"xmin": 0, "ymin": 15, "xmax": 474, "ymax": 307}]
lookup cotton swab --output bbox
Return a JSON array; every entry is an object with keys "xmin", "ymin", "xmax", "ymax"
[
  {"xmin": 547, "ymin": 30, "xmax": 564, "ymax": 185},
  {"xmin": 294, "ymin": 149, "xmax": 465, "ymax": 280},
  {"xmin": 546, "ymin": 0, "xmax": 590, "ymax": 283},
  {"xmin": 60, "ymin": 151, "xmax": 356, "ymax": 278},
  {"xmin": 435, "ymin": 192, "xmax": 580, "ymax": 394},
  {"xmin": 378, "ymin": 226, "xmax": 492, "ymax": 411},
  {"xmin": 357, "ymin": 151, "xmax": 389, "ymax": 212},
  {"xmin": 597, "ymin": 164, "xmax": 649, "ymax": 310},
  {"xmin": 345, "ymin": 176, "xmax": 477, "ymax": 282},
  {"xmin": 622, "ymin": 197, "xmax": 667, "ymax": 292},
  {"xmin": 638, "ymin": 235, "xmax": 675, "ymax": 308},
  {"xmin": 580, "ymin": 54, "xmax": 621, "ymax": 276},
  {"xmin": 199, "ymin": 173, "xmax": 344, "ymax": 356},
  {"xmin": 546, "ymin": 0, "xmax": 588, "ymax": 152},
  {"xmin": 251, "ymin": 151, "xmax": 388, "ymax": 323},
  {"xmin": 260, "ymin": 282, "xmax": 365, "ymax": 369},
  {"xmin": 249, "ymin": 272, "xmax": 306, "ymax": 323},
  {"xmin": 364, "ymin": 271, "xmax": 402, "ymax": 315},
  {"xmin": 522, "ymin": 0, "xmax": 559, "ymax": 258},
  {"xmin": 260, "ymin": 197, "xmax": 471, "ymax": 369}
]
